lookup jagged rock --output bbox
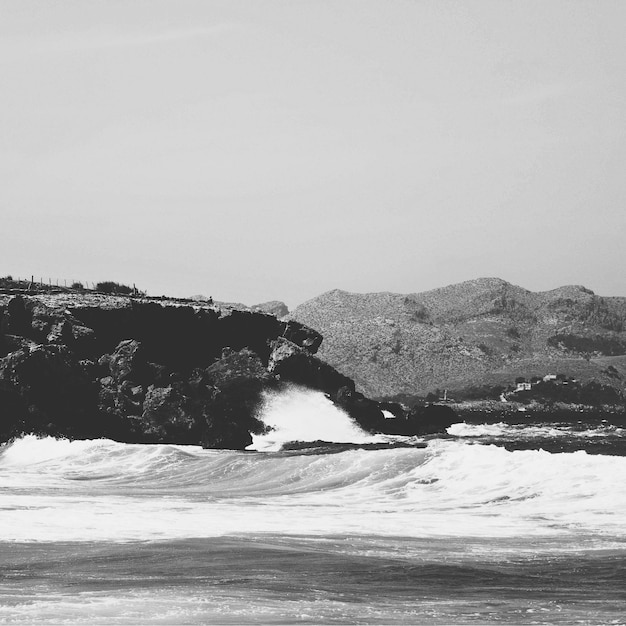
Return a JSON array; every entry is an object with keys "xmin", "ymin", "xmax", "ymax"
[
  {"xmin": 332, "ymin": 386, "xmax": 385, "ymax": 432},
  {"xmin": 201, "ymin": 348, "xmax": 275, "ymax": 449},
  {"xmin": 107, "ymin": 339, "xmax": 150, "ymax": 384},
  {"xmin": 46, "ymin": 320, "xmax": 74, "ymax": 344},
  {"xmin": 0, "ymin": 344, "xmax": 96, "ymax": 438},
  {"xmin": 129, "ymin": 384, "xmax": 145, "ymax": 400},
  {"xmin": 408, "ymin": 403, "xmax": 457, "ymax": 434},
  {"xmin": 147, "ymin": 362, "xmax": 170, "ymax": 386},
  {"xmin": 216, "ymin": 309, "xmax": 282, "ymax": 364},
  {"xmin": 268, "ymin": 337, "xmax": 354, "ymax": 394},
  {"xmin": 98, "ymin": 379, "xmax": 142, "ymax": 419},
  {"xmin": 0, "ymin": 380, "xmax": 28, "ymax": 440},
  {"xmin": 202, "ymin": 418, "xmax": 253, "ymax": 450},
  {"xmin": 4, "ymin": 296, "xmax": 32, "ymax": 337},
  {"xmin": 5, "ymin": 297, "xmax": 96, "ymax": 352},
  {"xmin": 280, "ymin": 320, "xmax": 323, "ymax": 354},
  {"xmin": 141, "ymin": 385, "xmax": 199, "ymax": 443},
  {"xmin": 2, "ymin": 292, "xmax": 432, "ymax": 448},
  {"xmin": 2, "ymin": 334, "xmax": 39, "ymax": 355},
  {"xmin": 378, "ymin": 401, "xmax": 407, "ymax": 419}
]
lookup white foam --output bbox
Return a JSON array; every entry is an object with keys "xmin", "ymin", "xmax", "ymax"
[
  {"xmin": 249, "ymin": 385, "xmax": 383, "ymax": 451},
  {"xmin": 2, "ymin": 434, "xmax": 626, "ymax": 543},
  {"xmin": 0, "ymin": 434, "xmax": 113, "ymax": 466},
  {"xmin": 447, "ymin": 422, "xmax": 625, "ymax": 439}
]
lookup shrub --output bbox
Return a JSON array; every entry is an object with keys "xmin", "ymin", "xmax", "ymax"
[
  {"xmin": 547, "ymin": 333, "xmax": 626, "ymax": 357},
  {"xmin": 95, "ymin": 281, "xmax": 135, "ymax": 295},
  {"xmin": 506, "ymin": 326, "xmax": 520, "ymax": 339},
  {"xmin": 454, "ymin": 384, "xmax": 505, "ymax": 401}
]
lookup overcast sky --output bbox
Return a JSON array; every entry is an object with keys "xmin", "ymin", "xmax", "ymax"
[{"xmin": 2, "ymin": 0, "xmax": 625, "ymax": 306}]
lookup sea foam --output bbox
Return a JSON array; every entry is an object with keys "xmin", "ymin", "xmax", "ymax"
[
  {"xmin": 2, "ymin": 432, "xmax": 626, "ymax": 543},
  {"xmin": 249, "ymin": 385, "xmax": 385, "ymax": 451}
]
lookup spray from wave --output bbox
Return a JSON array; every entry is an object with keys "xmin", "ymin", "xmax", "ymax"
[{"xmin": 249, "ymin": 385, "xmax": 385, "ymax": 451}]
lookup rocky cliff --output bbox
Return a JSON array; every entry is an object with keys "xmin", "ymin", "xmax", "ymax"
[
  {"xmin": 0, "ymin": 292, "xmax": 455, "ymax": 447},
  {"xmin": 290, "ymin": 278, "xmax": 626, "ymax": 398}
]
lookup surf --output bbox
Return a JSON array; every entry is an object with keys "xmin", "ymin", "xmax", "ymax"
[
  {"xmin": 2, "ymin": 434, "xmax": 626, "ymax": 543},
  {"xmin": 249, "ymin": 385, "xmax": 388, "ymax": 451}
]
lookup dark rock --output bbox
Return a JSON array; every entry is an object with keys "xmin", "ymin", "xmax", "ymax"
[
  {"xmin": 0, "ymin": 344, "xmax": 97, "ymax": 438},
  {"xmin": 107, "ymin": 339, "xmax": 151, "ymax": 384},
  {"xmin": 205, "ymin": 347, "xmax": 274, "ymax": 387},
  {"xmin": 46, "ymin": 320, "xmax": 74, "ymax": 344},
  {"xmin": 201, "ymin": 348, "xmax": 275, "ymax": 448},
  {"xmin": 408, "ymin": 403, "xmax": 458, "ymax": 434},
  {"xmin": 147, "ymin": 362, "xmax": 170, "ymax": 386},
  {"xmin": 98, "ymin": 380, "xmax": 141, "ymax": 420},
  {"xmin": 378, "ymin": 401, "xmax": 407, "ymax": 419},
  {"xmin": 69, "ymin": 299, "xmax": 321, "ymax": 367},
  {"xmin": 268, "ymin": 337, "xmax": 354, "ymax": 394},
  {"xmin": 6, "ymin": 298, "xmax": 97, "ymax": 355},
  {"xmin": 203, "ymin": 418, "xmax": 253, "ymax": 450},
  {"xmin": 71, "ymin": 302, "xmax": 229, "ymax": 369},
  {"xmin": 70, "ymin": 304, "xmax": 134, "ymax": 358},
  {"xmin": 216, "ymin": 309, "xmax": 282, "ymax": 364},
  {"xmin": 141, "ymin": 385, "xmax": 200, "ymax": 443},
  {"xmin": 4, "ymin": 296, "xmax": 32, "ymax": 337},
  {"xmin": 129, "ymin": 384, "xmax": 145, "ymax": 400},
  {"xmin": 2, "ymin": 335, "xmax": 39, "ymax": 354},
  {"xmin": 332, "ymin": 386, "xmax": 385, "ymax": 433},
  {"xmin": 280, "ymin": 320, "xmax": 323, "ymax": 354},
  {"xmin": 0, "ymin": 293, "xmax": 392, "ymax": 450},
  {"xmin": 0, "ymin": 379, "xmax": 29, "ymax": 440}
]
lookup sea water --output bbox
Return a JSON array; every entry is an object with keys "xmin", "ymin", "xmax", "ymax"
[{"xmin": 1, "ymin": 387, "xmax": 625, "ymax": 624}]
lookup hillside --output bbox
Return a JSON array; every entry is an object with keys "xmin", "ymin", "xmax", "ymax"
[{"xmin": 290, "ymin": 278, "xmax": 626, "ymax": 398}]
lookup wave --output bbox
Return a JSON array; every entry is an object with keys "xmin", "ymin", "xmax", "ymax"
[
  {"xmin": 249, "ymin": 386, "xmax": 389, "ymax": 451},
  {"xmin": 2, "ymin": 434, "xmax": 626, "ymax": 542},
  {"xmin": 448, "ymin": 421, "xmax": 625, "ymax": 439}
]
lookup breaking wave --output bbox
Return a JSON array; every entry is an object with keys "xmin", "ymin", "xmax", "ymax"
[
  {"xmin": 1, "ymin": 433, "xmax": 626, "ymax": 543},
  {"xmin": 448, "ymin": 421, "xmax": 625, "ymax": 439},
  {"xmin": 250, "ymin": 385, "xmax": 386, "ymax": 451}
]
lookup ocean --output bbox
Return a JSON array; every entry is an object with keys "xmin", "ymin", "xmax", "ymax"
[{"xmin": 1, "ymin": 387, "xmax": 625, "ymax": 624}]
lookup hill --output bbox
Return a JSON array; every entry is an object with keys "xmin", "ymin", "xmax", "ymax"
[{"xmin": 290, "ymin": 278, "xmax": 626, "ymax": 398}]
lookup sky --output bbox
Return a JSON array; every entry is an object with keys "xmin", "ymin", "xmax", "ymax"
[{"xmin": 2, "ymin": 0, "xmax": 625, "ymax": 307}]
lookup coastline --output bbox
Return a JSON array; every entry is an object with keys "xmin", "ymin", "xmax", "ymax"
[{"xmin": 0, "ymin": 291, "xmax": 455, "ymax": 447}]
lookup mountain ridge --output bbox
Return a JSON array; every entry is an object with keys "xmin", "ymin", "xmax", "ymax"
[{"xmin": 290, "ymin": 278, "xmax": 626, "ymax": 397}]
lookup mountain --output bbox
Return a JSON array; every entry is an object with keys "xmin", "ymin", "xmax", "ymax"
[
  {"xmin": 290, "ymin": 278, "xmax": 626, "ymax": 398},
  {"xmin": 189, "ymin": 296, "xmax": 289, "ymax": 318},
  {"xmin": 251, "ymin": 301, "xmax": 289, "ymax": 317}
]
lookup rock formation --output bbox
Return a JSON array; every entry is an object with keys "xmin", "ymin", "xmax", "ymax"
[{"xmin": 0, "ymin": 293, "xmax": 455, "ymax": 448}]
